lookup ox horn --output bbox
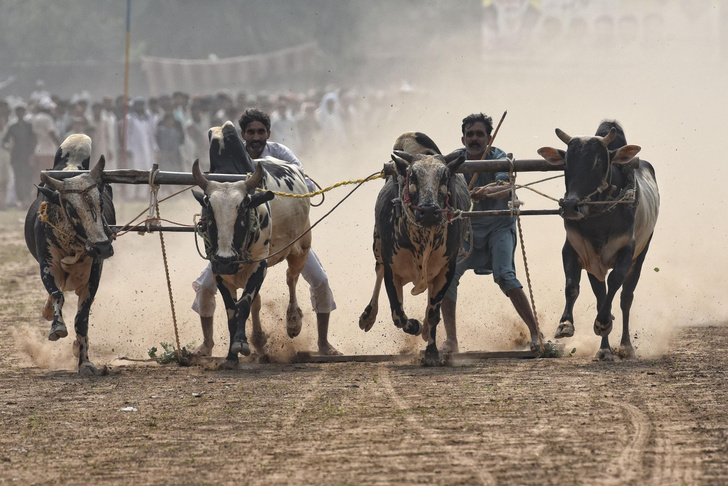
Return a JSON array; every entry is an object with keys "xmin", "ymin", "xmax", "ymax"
[
  {"xmin": 244, "ymin": 162, "xmax": 264, "ymax": 192},
  {"xmin": 192, "ymin": 160, "xmax": 209, "ymax": 191},
  {"xmin": 392, "ymin": 150, "xmax": 414, "ymax": 164},
  {"xmin": 89, "ymin": 155, "xmax": 106, "ymax": 180},
  {"xmin": 555, "ymin": 128, "xmax": 572, "ymax": 145},
  {"xmin": 600, "ymin": 127, "xmax": 617, "ymax": 147},
  {"xmin": 40, "ymin": 172, "xmax": 63, "ymax": 192}
]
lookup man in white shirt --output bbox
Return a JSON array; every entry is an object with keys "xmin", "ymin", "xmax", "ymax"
[
  {"xmin": 124, "ymin": 97, "xmax": 158, "ymax": 199},
  {"xmin": 31, "ymin": 98, "xmax": 59, "ymax": 184},
  {"xmin": 191, "ymin": 109, "xmax": 341, "ymax": 356}
]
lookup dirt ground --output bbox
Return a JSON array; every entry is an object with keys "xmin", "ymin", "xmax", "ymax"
[
  {"xmin": 1, "ymin": 204, "xmax": 728, "ymax": 486},
  {"xmin": 3, "ymin": 31, "xmax": 728, "ymax": 484}
]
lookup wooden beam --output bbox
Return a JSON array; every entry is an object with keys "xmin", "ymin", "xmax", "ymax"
[
  {"xmin": 44, "ymin": 158, "xmax": 562, "ymax": 185},
  {"xmin": 294, "ymin": 349, "xmax": 539, "ymax": 363}
]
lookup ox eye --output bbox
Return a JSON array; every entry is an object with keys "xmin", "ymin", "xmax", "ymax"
[
  {"xmin": 203, "ymin": 195, "xmax": 210, "ymax": 205},
  {"xmin": 409, "ymin": 184, "xmax": 417, "ymax": 194},
  {"xmin": 439, "ymin": 184, "xmax": 448, "ymax": 194},
  {"xmin": 242, "ymin": 195, "xmax": 251, "ymax": 207}
]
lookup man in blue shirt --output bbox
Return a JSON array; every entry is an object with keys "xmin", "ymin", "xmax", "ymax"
[{"xmin": 441, "ymin": 113, "xmax": 540, "ymax": 353}]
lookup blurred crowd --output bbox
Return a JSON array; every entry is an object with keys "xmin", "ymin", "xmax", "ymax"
[{"xmin": 0, "ymin": 83, "xmax": 404, "ymax": 206}]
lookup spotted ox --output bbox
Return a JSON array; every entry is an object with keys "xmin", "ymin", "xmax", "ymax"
[
  {"xmin": 192, "ymin": 154, "xmax": 310, "ymax": 364},
  {"xmin": 359, "ymin": 132, "xmax": 470, "ymax": 365},
  {"xmin": 538, "ymin": 121, "xmax": 660, "ymax": 360},
  {"xmin": 24, "ymin": 134, "xmax": 116, "ymax": 375}
]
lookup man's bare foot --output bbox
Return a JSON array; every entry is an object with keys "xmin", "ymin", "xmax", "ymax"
[
  {"xmin": 191, "ymin": 341, "xmax": 214, "ymax": 357},
  {"xmin": 317, "ymin": 343, "xmax": 342, "ymax": 356},
  {"xmin": 440, "ymin": 338, "xmax": 459, "ymax": 354}
]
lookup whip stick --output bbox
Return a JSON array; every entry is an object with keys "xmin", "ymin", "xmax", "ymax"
[{"xmin": 468, "ymin": 110, "xmax": 507, "ymax": 190}]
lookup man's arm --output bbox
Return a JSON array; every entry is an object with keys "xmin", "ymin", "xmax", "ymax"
[{"xmin": 471, "ymin": 180, "xmax": 511, "ymax": 201}]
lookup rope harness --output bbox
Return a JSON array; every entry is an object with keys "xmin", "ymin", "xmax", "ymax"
[
  {"xmin": 394, "ymin": 167, "xmax": 464, "ymax": 229},
  {"xmin": 37, "ymin": 182, "xmax": 115, "ymax": 253},
  {"xmin": 559, "ymin": 147, "xmax": 638, "ymax": 217}
]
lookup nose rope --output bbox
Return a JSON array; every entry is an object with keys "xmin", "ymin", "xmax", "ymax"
[{"xmin": 397, "ymin": 168, "xmax": 463, "ymax": 228}]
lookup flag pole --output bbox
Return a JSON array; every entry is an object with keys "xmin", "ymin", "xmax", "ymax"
[{"xmin": 121, "ymin": 0, "xmax": 131, "ymax": 173}]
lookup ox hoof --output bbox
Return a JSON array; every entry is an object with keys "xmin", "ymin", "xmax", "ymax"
[
  {"xmin": 286, "ymin": 307, "xmax": 304, "ymax": 338},
  {"xmin": 422, "ymin": 345, "xmax": 441, "ymax": 367},
  {"xmin": 594, "ymin": 348, "xmax": 615, "ymax": 361},
  {"xmin": 403, "ymin": 319, "xmax": 422, "ymax": 336},
  {"xmin": 231, "ymin": 341, "xmax": 251, "ymax": 357},
  {"xmin": 593, "ymin": 317, "xmax": 613, "ymax": 337},
  {"xmin": 251, "ymin": 331, "xmax": 268, "ymax": 351},
  {"xmin": 554, "ymin": 321, "xmax": 574, "ymax": 339},
  {"xmin": 48, "ymin": 323, "xmax": 68, "ymax": 341},
  {"xmin": 79, "ymin": 362, "xmax": 107, "ymax": 376},
  {"xmin": 359, "ymin": 306, "xmax": 376, "ymax": 332},
  {"xmin": 616, "ymin": 345, "xmax": 636, "ymax": 360}
]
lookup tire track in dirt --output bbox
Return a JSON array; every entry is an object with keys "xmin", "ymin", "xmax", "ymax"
[
  {"xmin": 603, "ymin": 399, "xmax": 651, "ymax": 484},
  {"xmin": 377, "ymin": 364, "xmax": 497, "ymax": 486}
]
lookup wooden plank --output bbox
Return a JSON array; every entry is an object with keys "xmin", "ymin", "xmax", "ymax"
[
  {"xmin": 294, "ymin": 349, "xmax": 540, "ymax": 364},
  {"xmin": 294, "ymin": 352, "xmax": 417, "ymax": 364}
]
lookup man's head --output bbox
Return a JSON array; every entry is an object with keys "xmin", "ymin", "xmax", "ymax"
[
  {"xmin": 132, "ymin": 97, "xmax": 145, "ymax": 115},
  {"xmin": 14, "ymin": 104, "xmax": 27, "ymax": 119},
  {"xmin": 239, "ymin": 109, "xmax": 271, "ymax": 158},
  {"xmin": 461, "ymin": 113, "xmax": 493, "ymax": 160}
]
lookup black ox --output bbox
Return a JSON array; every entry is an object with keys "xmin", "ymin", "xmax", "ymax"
[
  {"xmin": 359, "ymin": 132, "xmax": 470, "ymax": 365},
  {"xmin": 538, "ymin": 121, "xmax": 660, "ymax": 360},
  {"xmin": 25, "ymin": 134, "xmax": 116, "ymax": 375}
]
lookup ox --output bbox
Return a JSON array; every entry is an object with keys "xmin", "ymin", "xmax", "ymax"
[
  {"xmin": 192, "ymin": 151, "xmax": 311, "ymax": 364},
  {"xmin": 537, "ymin": 121, "xmax": 660, "ymax": 360},
  {"xmin": 359, "ymin": 132, "xmax": 470, "ymax": 365},
  {"xmin": 24, "ymin": 134, "xmax": 116, "ymax": 374}
]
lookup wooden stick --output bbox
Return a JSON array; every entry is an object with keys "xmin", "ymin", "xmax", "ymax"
[{"xmin": 468, "ymin": 110, "xmax": 508, "ymax": 190}]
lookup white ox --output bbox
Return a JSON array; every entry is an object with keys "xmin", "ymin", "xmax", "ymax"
[{"xmin": 192, "ymin": 158, "xmax": 311, "ymax": 364}]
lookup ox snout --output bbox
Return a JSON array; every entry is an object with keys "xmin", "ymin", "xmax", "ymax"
[
  {"xmin": 414, "ymin": 204, "xmax": 442, "ymax": 227},
  {"xmin": 90, "ymin": 240, "xmax": 114, "ymax": 259},
  {"xmin": 211, "ymin": 257, "xmax": 240, "ymax": 276},
  {"xmin": 560, "ymin": 198, "xmax": 587, "ymax": 221}
]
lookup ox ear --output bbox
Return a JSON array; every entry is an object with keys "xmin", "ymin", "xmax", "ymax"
[
  {"xmin": 244, "ymin": 162, "xmax": 265, "ymax": 192},
  {"xmin": 443, "ymin": 150, "xmax": 466, "ymax": 174},
  {"xmin": 248, "ymin": 190, "xmax": 275, "ymax": 208},
  {"xmin": 537, "ymin": 147, "xmax": 565, "ymax": 166},
  {"xmin": 36, "ymin": 184, "xmax": 60, "ymax": 204},
  {"xmin": 391, "ymin": 151, "xmax": 411, "ymax": 176},
  {"xmin": 192, "ymin": 189, "xmax": 206, "ymax": 207},
  {"xmin": 611, "ymin": 145, "xmax": 641, "ymax": 165},
  {"xmin": 192, "ymin": 160, "xmax": 209, "ymax": 191},
  {"xmin": 89, "ymin": 155, "xmax": 105, "ymax": 180}
]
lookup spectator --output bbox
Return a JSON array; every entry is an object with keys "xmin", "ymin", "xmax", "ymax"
[
  {"xmin": 124, "ymin": 97, "xmax": 158, "ymax": 200},
  {"xmin": 156, "ymin": 112, "xmax": 185, "ymax": 173},
  {"xmin": 2, "ymin": 103, "xmax": 36, "ymax": 206},
  {"xmin": 31, "ymin": 97, "xmax": 59, "ymax": 184}
]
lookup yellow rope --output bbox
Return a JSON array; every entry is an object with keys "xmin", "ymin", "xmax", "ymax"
[{"xmin": 260, "ymin": 172, "xmax": 386, "ymax": 198}]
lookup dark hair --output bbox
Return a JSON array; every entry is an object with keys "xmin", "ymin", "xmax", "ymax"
[
  {"xmin": 461, "ymin": 113, "xmax": 493, "ymax": 136},
  {"xmin": 238, "ymin": 108, "xmax": 271, "ymax": 132}
]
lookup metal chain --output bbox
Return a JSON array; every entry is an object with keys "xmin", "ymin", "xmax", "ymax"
[
  {"xmin": 149, "ymin": 173, "xmax": 183, "ymax": 363},
  {"xmin": 509, "ymin": 157, "xmax": 545, "ymax": 354}
]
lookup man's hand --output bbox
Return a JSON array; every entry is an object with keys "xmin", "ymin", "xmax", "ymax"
[{"xmin": 470, "ymin": 181, "xmax": 511, "ymax": 201}]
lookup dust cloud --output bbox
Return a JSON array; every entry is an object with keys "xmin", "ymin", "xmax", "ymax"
[{"xmin": 16, "ymin": 4, "xmax": 728, "ymax": 368}]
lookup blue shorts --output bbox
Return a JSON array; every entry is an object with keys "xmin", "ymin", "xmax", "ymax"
[{"xmin": 444, "ymin": 226, "xmax": 522, "ymax": 301}]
